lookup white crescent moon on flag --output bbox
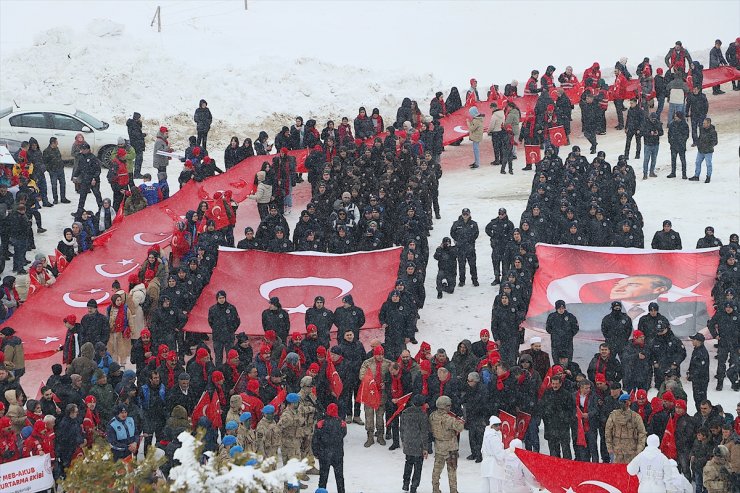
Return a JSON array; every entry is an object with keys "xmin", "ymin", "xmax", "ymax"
[
  {"xmin": 259, "ymin": 277, "xmax": 354, "ymax": 302},
  {"xmin": 133, "ymin": 232, "xmax": 173, "ymax": 246},
  {"xmin": 578, "ymin": 480, "xmax": 623, "ymax": 493},
  {"xmin": 94, "ymin": 262, "xmax": 140, "ymax": 278},
  {"xmin": 63, "ymin": 291, "xmax": 110, "ymax": 308},
  {"xmin": 453, "ymin": 125, "xmax": 468, "ymax": 134},
  {"xmin": 546, "ymin": 273, "xmax": 628, "ymax": 307}
]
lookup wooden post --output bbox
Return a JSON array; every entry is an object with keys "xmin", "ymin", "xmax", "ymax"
[{"xmin": 150, "ymin": 6, "xmax": 161, "ymax": 32}]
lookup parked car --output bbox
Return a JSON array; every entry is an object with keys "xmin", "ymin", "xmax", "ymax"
[{"xmin": 0, "ymin": 105, "xmax": 129, "ymax": 167}]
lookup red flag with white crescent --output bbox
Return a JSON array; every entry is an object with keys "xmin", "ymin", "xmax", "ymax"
[
  {"xmin": 524, "ymin": 145, "xmax": 541, "ymax": 165},
  {"xmin": 358, "ymin": 369, "xmax": 381, "ymax": 410},
  {"xmin": 208, "ymin": 392, "xmax": 223, "ymax": 429},
  {"xmin": 191, "ymin": 392, "xmax": 210, "ymax": 429},
  {"xmin": 547, "ymin": 125, "xmax": 567, "ymax": 147},
  {"xmin": 516, "ymin": 448, "xmax": 638, "ymax": 493},
  {"xmin": 499, "ymin": 410, "xmax": 516, "ymax": 448},
  {"xmin": 55, "ymin": 248, "xmax": 69, "ymax": 273},
  {"xmin": 327, "ymin": 358, "xmax": 343, "ymax": 398},
  {"xmin": 515, "ymin": 411, "xmax": 531, "ymax": 440},
  {"xmin": 660, "ymin": 414, "xmax": 677, "ymax": 459},
  {"xmin": 385, "ymin": 392, "xmax": 412, "ymax": 428},
  {"xmin": 113, "ymin": 198, "xmax": 124, "ymax": 226},
  {"xmin": 183, "ymin": 248, "xmax": 400, "ymax": 337},
  {"xmin": 269, "ymin": 388, "xmax": 287, "ymax": 412}
]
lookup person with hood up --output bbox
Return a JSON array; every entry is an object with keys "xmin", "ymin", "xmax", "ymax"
[
  {"xmin": 194, "ymin": 99, "xmax": 212, "ymax": 150},
  {"xmin": 480, "ymin": 415, "xmax": 506, "ymax": 493},
  {"xmin": 502, "ymin": 439, "xmax": 539, "ymax": 492},
  {"xmin": 399, "ymin": 394, "xmax": 429, "ymax": 493},
  {"xmin": 689, "ymin": 118, "xmax": 718, "ymax": 183},
  {"xmin": 466, "ymin": 106, "xmax": 484, "ymax": 169},
  {"xmin": 254, "ymin": 131, "xmax": 272, "ymax": 155},
  {"xmin": 208, "ymin": 290, "xmax": 240, "ymax": 366},
  {"xmin": 627, "ymin": 434, "xmax": 673, "ymax": 492}
]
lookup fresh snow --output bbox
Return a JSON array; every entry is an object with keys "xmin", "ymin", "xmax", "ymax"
[{"xmin": 2, "ymin": 1, "xmax": 740, "ymax": 492}]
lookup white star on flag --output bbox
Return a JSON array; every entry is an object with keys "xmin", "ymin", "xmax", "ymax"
[
  {"xmin": 661, "ymin": 281, "xmax": 702, "ymax": 301},
  {"xmin": 562, "ymin": 488, "xmax": 577, "ymax": 493},
  {"xmin": 286, "ymin": 304, "xmax": 309, "ymax": 314},
  {"xmin": 118, "ymin": 259, "xmax": 135, "ymax": 266},
  {"xmin": 88, "ymin": 288, "xmax": 103, "ymax": 294},
  {"xmin": 40, "ymin": 336, "xmax": 60, "ymax": 344}
]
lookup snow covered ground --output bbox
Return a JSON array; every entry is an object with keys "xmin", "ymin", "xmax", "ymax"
[{"xmin": 2, "ymin": 1, "xmax": 740, "ymax": 492}]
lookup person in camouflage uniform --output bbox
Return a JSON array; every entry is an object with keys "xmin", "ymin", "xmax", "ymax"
[
  {"xmin": 298, "ymin": 376, "xmax": 320, "ymax": 475},
  {"xmin": 255, "ymin": 404, "xmax": 280, "ymax": 458},
  {"xmin": 237, "ymin": 412, "xmax": 256, "ymax": 453},
  {"xmin": 278, "ymin": 393, "xmax": 303, "ymax": 465},
  {"xmin": 430, "ymin": 395, "xmax": 465, "ymax": 493}
]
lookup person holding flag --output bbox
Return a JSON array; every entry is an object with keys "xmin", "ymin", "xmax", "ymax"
[
  {"xmin": 359, "ymin": 345, "xmax": 391, "ymax": 448},
  {"xmin": 384, "ymin": 362, "xmax": 412, "ymax": 451}
]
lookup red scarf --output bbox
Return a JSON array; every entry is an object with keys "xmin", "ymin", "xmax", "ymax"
[
  {"xmin": 2, "ymin": 286, "xmax": 19, "ymax": 304},
  {"xmin": 227, "ymin": 363, "xmax": 240, "ymax": 383},
  {"xmin": 517, "ymin": 373, "xmax": 526, "ymax": 385},
  {"xmin": 438, "ymin": 377, "xmax": 448, "ymax": 398},
  {"xmin": 144, "ymin": 261, "xmax": 158, "ymax": 283},
  {"xmin": 421, "ymin": 374, "xmax": 429, "ymax": 395},
  {"xmin": 375, "ymin": 361, "xmax": 383, "ymax": 387},
  {"xmin": 197, "ymin": 358, "xmax": 208, "ymax": 381},
  {"xmin": 576, "ymin": 393, "xmax": 591, "ymax": 432},
  {"xmin": 735, "ymin": 416, "xmax": 740, "ymax": 436},
  {"xmin": 497, "ymin": 371, "xmax": 510, "ymax": 391},
  {"xmin": 112, "ymin": 306, "xmax": 126, "ymax": 333},
  {"xmin": 166, "ymin": 365, "xmax": 175, "ymax": 388},
  {"xmin": 213, "ymin": 382, "xmax": 225, "ymax": 404},
  {"xmin": 636, "ymin": 403, "xmax": 648, "ymax": 421},
  {"xmin": 390, "ymin": 371, "xmax": 403, "ymax": 399},
  {"xmin": 594, "ymin": 357, "xmax": 609, "ymax": 382},
  {"xmin": 142, "ymin": 342, "xmax": 154, "ymax": 364}
]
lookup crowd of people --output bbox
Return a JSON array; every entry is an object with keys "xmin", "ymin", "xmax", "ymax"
[{"xmin": 0, "ymin": 37, "xmax": 739, "ymax": 493}]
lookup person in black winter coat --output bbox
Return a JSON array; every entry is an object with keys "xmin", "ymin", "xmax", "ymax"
[
  {"xmin": 208, "ymin": 290, "xmax": 240, "ymax": 366},
  {"xmin": 80, "ymin": 299, "xmax": 109, "ymax": 348},
  {"xmin": 667, "ymin": 111, "xmax": 690, "ymax": 178},
  {"xmin": 651, "ymin": 220, "xmax": 682, "ymax": 250},
  {"xmin": 600, "ymin": 301, "xmax": 633, "ymax": 358},
  {"xmin": 623, "ymin": 98, "xmax": 644, "ymax": 160},
  {"xmin": 648, "ymin": 321, "xmax": 686, "ymax": 389},
  {"xmin": 354, "ymin": 107, "xmax": 375, "ymax": 140},
  {"xmin": 685, "ymin": 86, "xmax": 709, "ymax": 147},
  {"xmin": 194, "ymin": 99, "xmax": 212, "ymax": 151},
  {"xmin": 305, "ymin": 296, "xmax": 334, "ymax": 348},
  {"xmin": 707, "ymin": 301, "xmax": 740, "ymax": 391},
  {"xmin": 395, "ymin": 98, "xmax": 413, "ymax": 129},
  {"xmin": 580, "ymin": 93, "xmax": 600, "ymax": 153},
  {"xmin": 450, "ymin": 208, "xmax": 479, "ymax": 287},
  {"xmin": 72, "ymin": 144, "xmax": 103, "ymax": 215},
  {"xmin": 126, "ymin": 112, "xmax": 146, "ymax": 178},
  {"xmin": 586, "ymin": 344, "xmax": 623, "ymax": 384},
  {"xmin": 379, "ymin": 291, "xmax": 414, "ymax": 360},
  {"xmin": 485, "ymin": 208, "xmax": 514, "ymax": 285},
  {"xmin": 333, "ymin": 294, "xmax": 366, "ymax": 340},
  {"xmin": 337, "ymin": 330, "xmax": 365, "ymax": 421},
  {"xmin": 696, "ymin": 226, "xmax": 722, "ymax": 249},
  {"xmin": 261, "ymin": 297, "xmax": 290, "ymax": 343},
  {"xmin": 55, "ymin": 403, "xmax": 85, "ymax": 471},
  {"xmin": 461, "ymin": 372, "xmax": 489, "ymax": 461},
  {"xmin": 491, "ymin": 294, "xmax": 523, "ymax": 365},
  {"xmin": 313, "ymin": 403, "xmax": 347, "ymax": 493},
  {"xmin": 539, "ymin": 375, "xmax": 574, "ymax": 458},
  {"xmin": 640, "ymin": 112, "xmax": 663, "ymax": 179},
  {"xmin": 545, "ymin": 300, "xmax": 580, "ymax": 360},
  {"xmin": 224, "ymin": 137, "xmax": 242, "ymax": 170},
  {"xmin": 621, "ymin": 331, "xmax": 651, "ymax": 392},
  {"xmin": 687, "ymin": 333, "xmax": 710, "ymax": 409},
  {"xmin": 149, "ymin": 296, "xmax": 187, "ymax": 351},
  {"xmin": 433, "ymin": 237, "xmax": 458, "ymax": 299}
]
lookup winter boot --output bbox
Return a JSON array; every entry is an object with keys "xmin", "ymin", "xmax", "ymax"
[
  {"xmin": 705, "ymin": 176, "xmax": 711, "ymax": 183},
  {"xmin": 376, "ymin": 430, "xmax": 386, "ymax": 446},
  {"xmin": 437, "ymin": 291, "xmax": 443, "ymax": 299},
  {"xmin": 521, "ymin": 165, "xmax": 532, "ymax": 171},
  {"xmin": 353, "ymin": 415, "xmax": 364, "ymax": 425},
  {"xmin": 389, "ymin": 442, "xmax": 400, "ymax": 450},
  {"xmin": 364, "ymin": 432, "xmax": 374, "ymax": 448},
  {"xmin": 403, "ymin": 483, "xmax": 410, "ymax": 492},
  {"xmin": 385, "ymin": 428, "xmax": 392, "ymax": 440}
]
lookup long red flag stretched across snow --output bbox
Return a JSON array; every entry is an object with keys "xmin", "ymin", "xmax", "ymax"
[
  {"xmin": 516, "ymin": 448, "xmax": 639, "ymax": 493},
  {"xmin": 183, "ymin": 248, "xmax": 401, "ymax": 338}
]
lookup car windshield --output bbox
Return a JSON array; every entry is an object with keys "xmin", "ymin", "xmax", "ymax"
[
  {"xmin": 0, "ymin": 107, "xmax": 12, "ymax": 119},
  {"xmin": 74, "ymin": 110, "xmax": 108, "ymax": 130}
]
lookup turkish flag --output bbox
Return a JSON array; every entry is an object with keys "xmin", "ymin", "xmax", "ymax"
[
  {"xmin": 660, "ymin": 414, "xmax": 677, "ymax": 459},
  {"xmin": 538, "ymin": 366, "xmax": 556, "ymax": 399},
  {"xmin": 358, "ymin": 369, "xmax": 381, "ymax": 410},
  {"xmin": 27, "ymin": 274, "xmax": 42, "ymax": 297},
  {"xmin": 515, "ymin": 411, "xmax": 531, "ymax": 440},
  {"xmin": 204, "ymin": 199, "xmax": 231, "ymax": 230},
  {"xmin": 524, "ymin": 245, "xmax": 720, "ymax": 339},
  {"xmin": 547, "ymin": 125, "xmax": 567, "ymax": 147},
  {"xmin": 385, "ymin": 392, "xmax": 412, "ymax": 427},
  {"xmin": 516, "ymin": 449, "xmax": 638, "ymax": 493},
  {"xmin": 327, "ymin": 358, "xmax": 343, "ymax": 398},
  {"xmin": 113, "ymin": 198, "xmax": 124, "ymax": 226},
  {"xmin": 54, "ymin": 248, "xmax": 69, "ymax": 273},
  {"xmin": 269, "ymin": 388, "xmax": 287, "ymax": 413},
  {"xmin": 183, "ymin": 248, "xmax": 401, "ymax": 338},
  {"xmin": 499, "ymin": 411, "xmax": 516, "ymax": 448},
  {"xmin": 191, "ymin": 392, "xmax": 210, "ymax": 429},
  {"xmin": 208, "ymin": 392, "xmax": 223, "ymax": 429},
  {"xmin": 524, "ymin": 145, "xmax": 541, "ymax": 165}
]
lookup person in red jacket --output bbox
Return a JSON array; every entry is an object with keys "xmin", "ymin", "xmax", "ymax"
[
  {"xmin": 22, "ymin": 421, "xmax": 46, "ymax": 457},
  {"xmin": 111, "ymin": 147, "xmax": 130, "ymax": 213},
  {"xmin": 0, "ymin": 416, "xmax": 19, "ymax": 463},
  {"xmin": 524, "ymin": 70, "xmax": 541, "ymax": 95},
  {"xmin": 583, "ymin": 63, "xmax": 601, "ymax": 90},
  {"xmin": 612, "ymin": 69, "xmax": 628, "ymax": 130}
]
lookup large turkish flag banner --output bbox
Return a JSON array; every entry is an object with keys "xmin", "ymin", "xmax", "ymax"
[
  {"xmin": 524, "ymin": 244, "xmax": 720, "ymax": 338},
  {"xmin": 183, "ymin": 248, "xmax": 401, "ymax": 336},
  {"xmin": 516, "ymin": 448, "xmax": 639, "ymax": 493}
]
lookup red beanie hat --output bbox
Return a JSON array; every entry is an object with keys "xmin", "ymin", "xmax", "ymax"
[
  {"xmin": 480, "ymin": 329, "xmax": 490, "ymax": 338},
  {"xmin": 280, "ymin": 147, "xmax": 289, "ymax": 154},
  {"xmin": 165, "ymin": 351, "xmax": 177, "ymax": 361},
  {"xmin": 227, "ymin": 349, "xmax": 239, "ymax": 360},
  {"xmin": 63, "ymin": 314, "xmax": 77, "ymax": 325},
  {"xmin": 306, "ymin": 324, "xmax": 318, "ymax": 334},
  {"xmin": 0, "ymin": 402, "xmax": 5, "ymax": 412},
  {"xmin": 552, "ymin": 365, "xmax": 564, "ymax": 374},
  {"xmin": 247, "ymin": 379, "xmax": 260, "ymax": 393},
  {"xmin": 470, "ymin": 78, "xmax": 477, "ymax": 85},
  {"xmin": 316, "ymin": 346, "xmax": 327, "ymax": 357},
  {"xmin": 84, "ymin": 395, "xmax": 96, "ymax": 404},
  {"xmin": 486, "ymin": 340, "xmax": 499, "ymax": 352},
  {"xmin": 140, "ymin": 328, "xmax": 151, "ymax": 338},
  {"xmin": 159, "ymin": 126, "xmax": 168, "ymax": 133},
  {"xmin": 326, "ymin": 403, "xmax": 339, "ymax": 418},
  {"xmin": 213, "ymin": 191, "xmax": 223, "ymax": 200},
  {"xmin": 656, "ymin": 68, "xmax": 663, "ymax": 75},
  {"xmin": 546, "ymin": 104, "xmax": 554, "ymax": 112},
  {"xmin": 261, "ymin": 344, "xmax": 272, "ymax": 355},
  {"xmin": 291, "ymin": 332, "xmax": 303, "ymax": 342},
  {"xmin": 185, "ymin": 159, "xmax": 193, "ymax": 169},
  {"xmin": 308, "ymin": 363, "xmax": 320, "ymax": 373},
  {"xmin": 594, "ymin": 374, "xmax": 607, "ymax": 383},
  {"xmin": 127, "ymin": 273, "xmax": 139, "ymax": 285},
  {"xmin": 211, "ymin": 370, "xmax": 224, "ymax": 383},
  {"xmin": 354, "ymin": 138, "xmax": 363, "ymax": 146},
  {"xmin": 264, "ymin": 330, "xmax": 277, "ymax": 342},
  {"xmin": 675, "ymin": 399, "xmax": 687, "ymax": 410},
  {"xmin": 420, "ymin": 341, "xmax": 431, "ymax": 352},
  {"xmin": 662, "ymin": 391, "xmax": 675, "ymax": 403},
  {"xmin": 203, "ymin": 156, "xmax": 212, "ymax": 164},
  {"xmin": 488, "ymin": 352, "xmax": 501, "ymax": 366},
  {"xmin": 33, "ymin": 421, "xmax": 46, "ymax": 434},
  {"xmin": 633, "ymin": 330, "xmax": 644, "ymax": 339},
  {"xmin": 636, "ymin": 389, "xmax": 647, "ymax": 399},
  {"xmin": 196, "ymin": 347, "xmax": 208, "ymax": 360},
  {"xmin": 651, "ymin": 397, "xmax": 662, "ymax": 411},
  {"xmin": 373, "ymin": 345, "xmax": 385, "ymax": 356},
  {"xmin": 313, "ymin": 145, "xmax": 323, "ymax": 151},
  {"xmin": 117, "ymin": 147, "xmax": 127, "ymax": 158},
  {"xmin": 193, "ymin": 147, "xmax": 201, "ymax": 157}
]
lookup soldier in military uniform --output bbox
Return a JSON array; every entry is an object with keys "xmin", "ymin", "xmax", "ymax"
[
  {"xmin": 430, "ymin": 395, "xmax": 465, "ymax": 493},
  {"xmin": 298, "ymin": 376, "xmax": 320, "ymax": 475},
  {"xmin": 255, "ymin": 404, "xmax": 280, "ymax": 458},
  {"xmin": 278, "ymin": 393, "xmax": 303, "ymax": 465}
]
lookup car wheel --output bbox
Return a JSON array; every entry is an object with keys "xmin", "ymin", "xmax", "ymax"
[{"xmin": 98, "ymin": 145, "xmax": 115, "ymax": 169}]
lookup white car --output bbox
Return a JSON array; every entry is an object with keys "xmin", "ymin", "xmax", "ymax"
[{"xmin": 0, "ymin": 104, "xmax": 129, "ymax": 167}]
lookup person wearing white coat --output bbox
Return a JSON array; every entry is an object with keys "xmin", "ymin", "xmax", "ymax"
[
  {"xmin": 663, "ymin": 459, "xmax": 693, "ymax": 493},
  {"xmin": 503, "ymin": 439, "xmax": 539, "ymax": 493},
  {"xmin": 626, "ymin": 434, "xmax": 673, "ymax": 493},
  {"xmin": 480, "ymin": 415, "xmax": 506, "ymax": 493}
]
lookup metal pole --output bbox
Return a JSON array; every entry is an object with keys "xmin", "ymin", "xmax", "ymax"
[
  {"xmin": 244, "ymin": 0, "xmax": 248, "ymax": 9},
  {"xmin": 150, "ymin": 6, "xmax": 161, "ymax": 32}
]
